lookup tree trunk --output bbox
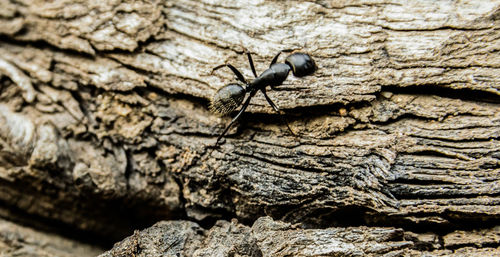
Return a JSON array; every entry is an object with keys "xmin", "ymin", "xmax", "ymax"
[{"xmin": 0, "ymin": 0, "xmax": 499, "ymax": 256}]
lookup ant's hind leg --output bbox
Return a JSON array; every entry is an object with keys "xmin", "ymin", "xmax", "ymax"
[
  {"xmin": 214, "ymin": 90, "xmax": 257, "ymax": 147},
  {"xmin": 260, "ymin": 89, "xmax": 296, "ymax": 136},
  {"xmin": 213, "ymin": 64, "xmax": 247, "ymax": 84}
]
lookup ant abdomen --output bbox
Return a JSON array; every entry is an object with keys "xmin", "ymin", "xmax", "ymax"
[
  {"xmin": 210, "ymin": 83, "xmax": 246, "ymax": 116},
  {"xmin": 285, "ymin": 53, "xmax": 317, "ymax": 77}
]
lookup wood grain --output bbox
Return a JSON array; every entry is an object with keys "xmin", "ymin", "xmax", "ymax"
[{"xmin": 0, "ymin": 0, "xmax": 498, "ymax": 255}]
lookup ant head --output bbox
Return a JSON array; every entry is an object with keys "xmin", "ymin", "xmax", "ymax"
[
  {"xmin": 285, "ymin": 53, "xmax": 317, "ymax": 77},
  {"xmin": 210, "ymin": 83, "xmax": 246, "ymax": 116}
]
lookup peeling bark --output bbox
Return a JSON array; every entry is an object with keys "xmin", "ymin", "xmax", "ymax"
[{"xmin": 0, "ymin": 0, "xmax": 499, "ymax": 255}]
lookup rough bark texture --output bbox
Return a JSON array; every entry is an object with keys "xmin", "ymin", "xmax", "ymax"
[
  {"xmin": 100, "ymin": 217, "xmax": 500, "ymax": 257},
  {"xmin": 0, "ymin": 0, "xmax": 499, "ymax": 256}
]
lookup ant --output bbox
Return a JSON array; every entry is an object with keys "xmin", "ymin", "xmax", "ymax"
[{"xmin": 210, "ymin": 50, "xmax": 317, "ymax": 146}]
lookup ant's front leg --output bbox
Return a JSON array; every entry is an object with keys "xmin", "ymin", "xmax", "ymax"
[
  {"xmin": 269, "ymin": 49, "xmax": 295, "ymax": 67},
  {"xmin": 245, "ymin": 51, "xmax": 258, "ymax": 78},
  {"xmin": 240, "ymin": 47, "xmax": 258, "ymax": 78}
]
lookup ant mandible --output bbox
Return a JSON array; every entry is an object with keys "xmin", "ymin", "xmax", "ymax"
[{"xmin": 210, "ymin": 50, "xmax": 317, "ymax": 146}]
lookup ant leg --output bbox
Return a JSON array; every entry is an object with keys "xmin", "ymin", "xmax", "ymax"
[
  {"xmin": 245, "ymin": 51, "xmax": 258, "ymax": 78},
  {"xmin": 213, "ymin": 64, "xmax": 247, "ymax": 84},
  {"xmin": 270, "ymin": 49, "xmax": 294, "ymax": 67},
  {"xmin": 260, "ymin": 89, "xmax": 296, "ymax": 136},
  {"xmin": 214, "ymin": 90, "xmax": 257, "ymax": 146},
  {"xmin": 270, "ymin": 52, "xmax": 281, "ymax": 66}
]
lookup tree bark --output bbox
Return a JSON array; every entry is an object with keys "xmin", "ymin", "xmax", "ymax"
[
  {"xmin": 0, "ymin": 0, "xmax": 499, "ymax": 256},
  {"xmin": 0, "ymin": 217, "xmax": 102, "ymax": 256}
]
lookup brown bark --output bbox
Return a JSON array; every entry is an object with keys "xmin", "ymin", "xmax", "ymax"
[
  {"xmin": 0, "ymin": 0, "xmax": 499, "ymax": 255},
  {"xmin": 0, "ymin": 217, "xmax": 102, "ymax": 256}
]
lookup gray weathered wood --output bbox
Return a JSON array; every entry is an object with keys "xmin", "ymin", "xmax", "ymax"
[{"xmin": 0, "ymin": 0, "xmax": 498, "ymax": 255}]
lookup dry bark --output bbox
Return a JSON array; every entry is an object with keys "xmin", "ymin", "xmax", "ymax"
[
  {"xmin": 0, "ymin": 0, "xmax": 499, "ymax": 255},
  {"xmin": 0, "ymin": 217, "xmax": 102, "ymax": 256},
  {"xmin": 100, "ymin": 217, "xmax": 500, "ymax": 257}
]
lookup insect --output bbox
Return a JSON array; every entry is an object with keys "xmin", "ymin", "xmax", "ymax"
[{"xmin": 210, "ymin": 50, "xmax": 317, "ymax": 146}]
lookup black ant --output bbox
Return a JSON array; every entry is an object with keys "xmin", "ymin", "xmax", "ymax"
[{"xmin": 210, "ymin": 50, "xmax": 317, "ymax": 146}]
